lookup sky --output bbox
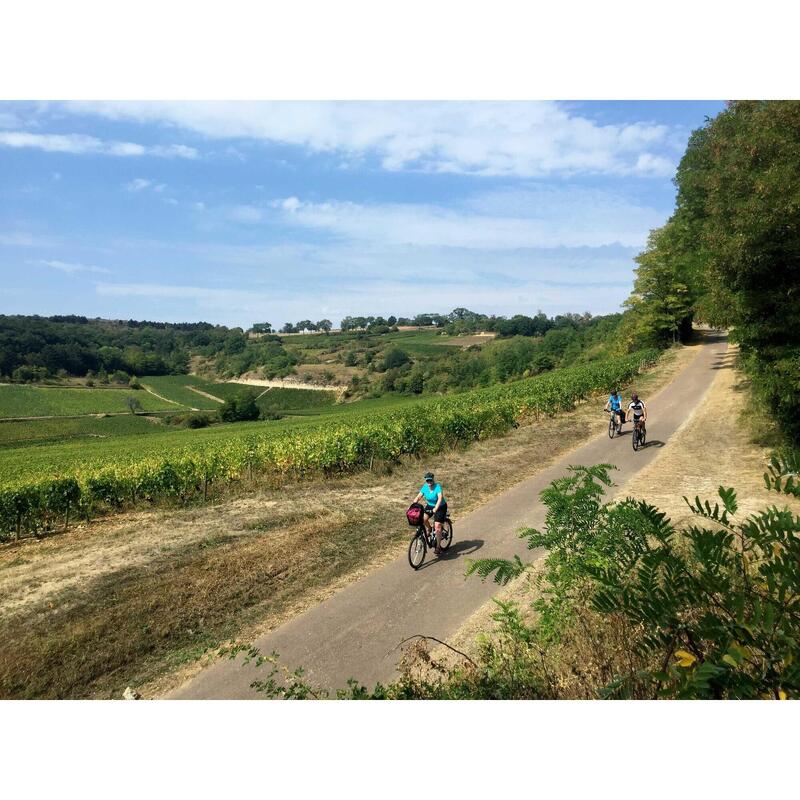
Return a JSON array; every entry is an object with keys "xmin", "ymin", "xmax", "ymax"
[{"xmin": 0, "ymin": 100, "xmax": 724, "ymax": 329}]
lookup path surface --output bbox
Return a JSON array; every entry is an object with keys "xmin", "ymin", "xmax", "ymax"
[
  {"xmin": 169, "ymin": 333, "xmax": 728, "ymax": 698},
  {"xmin": 227, "ymin": 378, "xmax": 346, "ymax": 392}
]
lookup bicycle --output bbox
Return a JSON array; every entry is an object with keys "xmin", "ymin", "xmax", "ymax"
[
  {"xmin": 632, "ymin": 418, "xmax": 647, "ymax": 451},
  {"xmin": 605, "ymin": 408, "xmax": 623, "ymax": 438},
  {"xmin": 408, "ymin": 511, "xmax": 454, "ymax": 569}
]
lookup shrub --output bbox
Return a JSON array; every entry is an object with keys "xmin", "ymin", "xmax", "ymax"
[
  {"xmin": 381, "ymin": 347, "xmax": 410, "ymax": 371},
  {"xmin": 466, "ymin": 463, "xmax": 800, "ymax": 699},
  {"xmin": 219, "ymin": 392, "xmax": 260, "ymax": 422}
]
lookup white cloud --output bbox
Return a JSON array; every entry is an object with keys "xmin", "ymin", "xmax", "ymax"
[
  {"xmin": 125, "ymin": 178, "xmax": 167, "ymax": 192},
  {"xmin": 0, "ymin": 130, "xmax": 198, "ymax": 159},
  {"xmin": 36, "ymin": 259, "xmax": 111, "ymax": 275},
  {"xmin": 126, "ymin": 178, "xmax": 152, "ymax": 191},
  {"xmin": 0, "ymin": 231, "xmax": 56, "ymax": 247},
  {"xmin": 266, "ymin": 187, "xmax": 664, "ymax": 249},
  {"xmin": 63, "ymin": 101, "xmax": 676, "ymax": 177}
]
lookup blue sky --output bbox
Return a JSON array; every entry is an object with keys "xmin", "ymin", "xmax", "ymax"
[{"xmin": 0, "ymin": 100, "xmax": 724, "ymax": 328}]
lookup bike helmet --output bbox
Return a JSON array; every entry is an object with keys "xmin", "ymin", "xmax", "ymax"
[{"xmin": 424, "ymin": 472, "xmax": 434, "ymax": 482}]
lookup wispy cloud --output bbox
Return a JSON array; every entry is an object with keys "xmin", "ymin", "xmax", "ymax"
[
  {"xmin": 264, "ymin": 187, "xmax": 664, "ymax": 249},
  {"xmin": 0, "ymin": 131, "xmax": 198, "ymax": 159},
  {"xmin": 125, "ymin": 178, "xmax": 167, "ymax": 192},
  {"xmin": 0, "ymin": 231, "xmax": 57, "ymax": 247},
  {"xmin": 36, "ymin": 259, "xmax": 112, "ymax": 275},
  {"xmin": 63, "ymin": 101, "xmax": 677, "ymax": 177}
]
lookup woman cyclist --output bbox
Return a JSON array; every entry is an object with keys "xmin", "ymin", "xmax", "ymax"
[
  {"xmin": 605, "ymin": 388, "xmax": 625, "ymax": 427},
  {"xmin": 413, "ymin": 472, "xmax": 448, "ymax": 555}
]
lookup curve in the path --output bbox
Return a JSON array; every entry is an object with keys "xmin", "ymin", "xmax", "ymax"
[{"xmin": 169, "ymin": 333, "xmax": 728, "ymax": 699}]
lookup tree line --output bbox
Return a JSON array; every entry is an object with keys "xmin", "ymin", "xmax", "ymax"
[{"xmin": 622, "ymin": 100, "xmax": 800, "ymax": 444}]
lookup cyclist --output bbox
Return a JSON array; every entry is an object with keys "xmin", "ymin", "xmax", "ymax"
[
  {"xmin": 627, "ymin": 393, "xmax": 647, "ymax": 436},
  {"xmin": 413, "ymin": 472, "xmax": 448, "ymax": 555},
  {"xmin": 605, "ymin": 388, "xmax": 624, "ymax": 428}
]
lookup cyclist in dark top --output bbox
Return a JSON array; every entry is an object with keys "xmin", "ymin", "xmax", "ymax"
[
  {"xmin": 413, "ymin": 472, "xmax": 448, "ymax": 555},
  {"xmin": 627, "ymin": 393, "xmax": 647, "ymax": 434}
]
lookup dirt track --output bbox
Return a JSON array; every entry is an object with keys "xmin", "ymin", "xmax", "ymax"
[{"xmin": 169, "ymin": 332, "xmax": 728, "ymax": 698}]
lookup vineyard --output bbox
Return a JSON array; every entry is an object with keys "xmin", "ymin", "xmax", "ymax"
[
  {"xmin": 0, "ymin": 384, "xmax": 174, "ymax": 418},
  {"xmin": 0, "ymin": 350, "xmax": 659, "ymax": 539}
]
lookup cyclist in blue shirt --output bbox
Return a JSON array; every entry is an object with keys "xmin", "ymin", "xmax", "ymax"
[
  {"xmin": 605, "ymin": 388, "xmax": 625, "ymax": 427},
  {"xmin": 413, "ymin": 472, "xmax": 448, "ymax": 555}
]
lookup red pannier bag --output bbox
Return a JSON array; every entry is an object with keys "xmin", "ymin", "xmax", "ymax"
[{"xmin": 406, "ymin": 502, "xmax": 424, "ymax": 527}]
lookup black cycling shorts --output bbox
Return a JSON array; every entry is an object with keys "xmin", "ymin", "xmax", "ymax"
[{"xmin": 425, "ymin": 502, "xmax": 448, "ymax": 523}]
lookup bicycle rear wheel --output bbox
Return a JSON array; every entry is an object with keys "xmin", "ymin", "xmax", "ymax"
[
  {"xmin": 408, "ymin": 531, "xmax": 426, "ymax": 569},
  {"xmin": 439, "ymin": 519, "xmax": 454, "ymax": 552}
]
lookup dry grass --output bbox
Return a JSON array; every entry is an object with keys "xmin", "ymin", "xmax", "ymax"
[{"xmin": 0, "ymin": 344, "xmax": 695, "ymax": 699}]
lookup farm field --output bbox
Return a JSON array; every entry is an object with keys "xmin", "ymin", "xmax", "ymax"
[
  {"xmin": 0, "ymin": 392, "xmax": 424, "ymax": 480},
  {"xmin": 139, "ymin": 376, "xmax": 338, "ymax": 414},
  {"xmin": 0, "ymin": 384, "xmax": 174, "ymax": 418},
  {"xmin": 140, "ymin": 375, "xmax": 228, "ymax": 409},
  {"xmin": 0, "ymin": 415, "xmax": 164, "ymax": 450}
]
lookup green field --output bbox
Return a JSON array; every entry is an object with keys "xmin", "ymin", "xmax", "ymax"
[
  {"xmin": 0, "ymin": 392, "xmax": 421, "ymax": 481},
  {"xmin": 249, "ymin": 386, "xmax": 337, "ymax": 413},
  {"xmin": 141, "ymin": 376, "xmax": 337, "ymax": 414},
  {"xmin": 140, "ymin": 375, "xmax": 228, "ymax": 409},
  {"xmin": 0, "ymin": 384, "xmax": 174, "ymax": 418},
  {"xmin": 0, "ymin": 415, "xmax": 165, "ymax": 449}
]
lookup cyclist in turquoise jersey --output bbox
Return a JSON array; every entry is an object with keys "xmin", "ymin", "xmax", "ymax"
[
  {"xmin": 413, "ymin": 472, "xmax": 448, "ymax": 555},
  {"xmin": 605, "ymin": 388, "xmax": 625, "ymax": 426}
]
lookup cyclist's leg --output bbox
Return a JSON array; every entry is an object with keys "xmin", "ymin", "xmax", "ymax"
[{"xmin": 433, "ymin": 504, "xmax": 447, "ymax": 552}]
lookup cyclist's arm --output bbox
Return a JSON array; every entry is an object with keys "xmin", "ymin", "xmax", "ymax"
[
  {"xmin": 604, "ymin": 399, "xmax": 611, "ymax": 411},
  {"xmin": 413, "ymin": 491, "xmax": 424, "ymax": 504},
  {"xmin": 641, "ymin": 401, "xmax": 647, "ymax": 421}
]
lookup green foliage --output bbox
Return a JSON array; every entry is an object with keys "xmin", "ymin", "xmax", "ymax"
[
  {"xmin": 633, "ymin": 101, "xmax": 800, "ymax": 443},
  {"xmin": 219, "ymin": 392, "xmax": 260, "ymax": 423},
  {"xmin": 0, "ymin": 314, "xmax": 213, "ymax": 378},
  {"xmin": 624, "ymin": 225, "xmax": 694, "ymax": 347},
  {"xmin": 380, "ymin": 347, "xmax": 410, "ymax": 371},
  {"xmin": 467, "ymin": 463, "xmax": 800, "ymax": 699},
  {"xmin": 125, "ymin": 396, "xmax": 143, "ymax": 415}
]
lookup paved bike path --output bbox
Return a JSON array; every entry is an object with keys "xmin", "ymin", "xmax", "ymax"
[{"xmin": 169, "ymin": 333, "xmax": 728, "ymax": 698}]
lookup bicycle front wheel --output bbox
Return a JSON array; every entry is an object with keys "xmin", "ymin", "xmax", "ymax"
[
  {"xmin": 632, "ymin": 428, "xmax": 640, "ymax": 451},
  {"xmin": 608, "ymin": 416, "xmax": 616, "ymax": 439},
  {"xmin": 408, "ymin": 531, "xmax": 426, "ymax": 569}
]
